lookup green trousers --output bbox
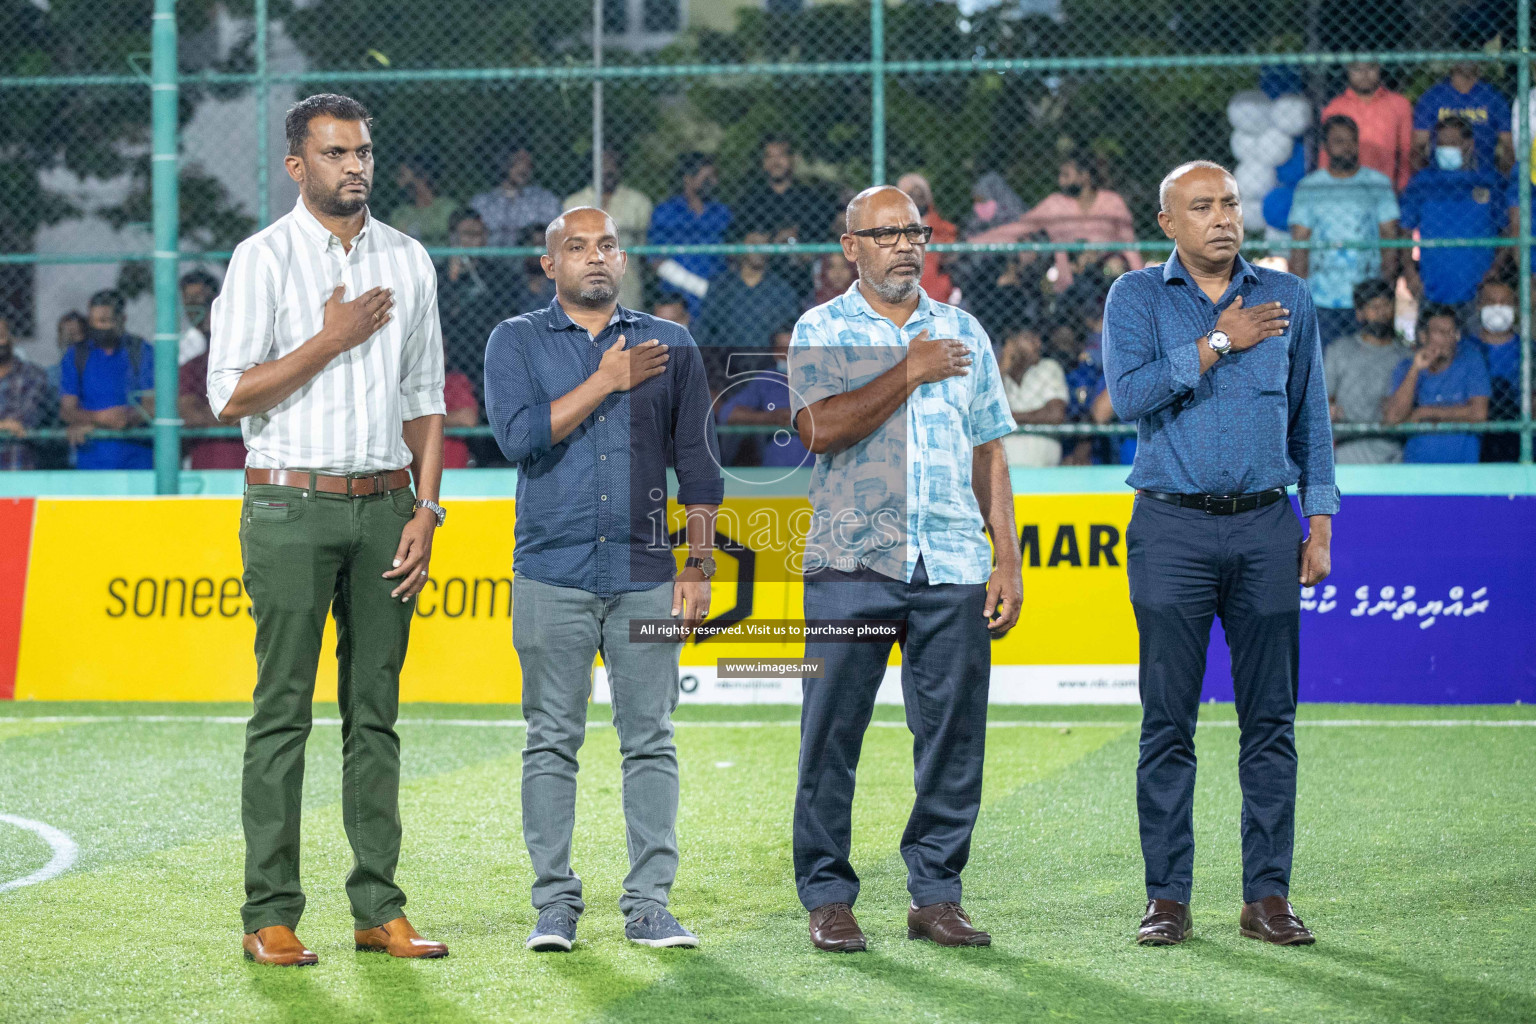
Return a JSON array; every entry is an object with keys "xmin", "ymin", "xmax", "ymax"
[{"xmin": 238, "ymin": 480, "xmax": 418, "ymax": 933}]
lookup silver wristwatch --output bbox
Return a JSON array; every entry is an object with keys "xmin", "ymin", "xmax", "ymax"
[
  {"xmin": 414, "ymin": 498, "xmax": 446, "ymax": 527},
  {"xmin": 1206, "ymin": 329, "xmax": 1232, "ymax": 356}
]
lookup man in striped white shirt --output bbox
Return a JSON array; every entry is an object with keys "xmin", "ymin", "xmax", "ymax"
[{"xmin": 207, "ymin": 93, "xmax": 448, "ymax": 968}]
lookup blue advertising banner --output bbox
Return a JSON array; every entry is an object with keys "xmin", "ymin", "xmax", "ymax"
[{"xmin": 1202, "ymin": 496, "xmax": 1536, "ymax": 704}]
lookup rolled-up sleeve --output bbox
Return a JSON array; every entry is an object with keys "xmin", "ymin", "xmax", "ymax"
[
  {"xmin": 670, "ymin": 332, "xmax": 724, "ymax": 506},
  {"xmin": 483, "ymin": 319, "xmax": 551, "ymax": 466},
  {"xmin": 399, "ymin": 254, "xmax": 447, "ymax": 420},
  {"xmin": 1102, "ymin": 275, "xmax": 1201, "ymax": 421},
  {"xmin": 1285, "ymin": 290, "xmax": 1340, "ymax": 516},
  {"xmin": 965, "ymin": 321, "xmax": 1016, "ymax": 446},
  {"xmin": 787, "ymin": 314, "xmax": 843, "ymax": 426},
  {"xmin": 206, "ymin": 241, "xmax": 276, "ymax": 420}
]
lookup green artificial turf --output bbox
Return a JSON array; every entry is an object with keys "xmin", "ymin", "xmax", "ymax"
[{"xmin": 0, "ymin": 702, "xmax": 1531, "ymax": 1023}]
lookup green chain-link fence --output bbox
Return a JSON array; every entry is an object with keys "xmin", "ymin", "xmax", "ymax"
[{"xmin": 0, "ymin": 0, "xmax": 1530, "ymax": 489}]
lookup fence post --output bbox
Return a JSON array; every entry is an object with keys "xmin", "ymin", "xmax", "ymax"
[
  {"xmin": 870, "ymin": 0, "xmax": 885, "ymax": 185},
  {"xmin": 256, "ymin": 0, "xmax": 269, "ymax": 228},
  {"xmin": 592, "ymin": 0, "xmax": 603, "ymax": 203},
  {"xmin": 1520, "ymin": 0, "xmax": 1533, "ymax": 464},
  {"xmin": 151, "ymin": 0, "xmax": 180, "ymax": 495}
]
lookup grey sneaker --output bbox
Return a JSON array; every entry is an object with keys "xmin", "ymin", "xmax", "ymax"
[
  {"xmin": 526, "ymin": 904, "xmax": 579, "ymax": 952},
  {"xmin": 625, "ymin": 909, "xmax": 699, "ymax": 948}
]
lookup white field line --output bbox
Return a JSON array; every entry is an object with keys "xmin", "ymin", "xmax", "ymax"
[
  {"xmin": 0, "ymin": 715, "xmax": 1533, "ymax": 729},
  {"xmin": 0, "ymin": 814, "xmax": 79, "ymax": 895}
]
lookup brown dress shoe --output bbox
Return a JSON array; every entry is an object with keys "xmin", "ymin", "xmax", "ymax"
[
  {"xmin": 1137, "ymin": 900, "xmax": 1193, "ymax": 946},
  {"xmin": 242, "ymin": 926, "xmax": 318, "ymax": 967},
  {"xmin": 354, "ymin": 916, "xmax": 449, "ymax": 959},
  {"xmin": 808, "ymin": 902, "xmax": 867, "ymax": 952},
  {"xmin": 907, "ymin": 902, "xmax": 991, "ymax": 947},
  {"xmin": 1240, "ymin": 896, "xmax": 1315, "ymax": 945}
]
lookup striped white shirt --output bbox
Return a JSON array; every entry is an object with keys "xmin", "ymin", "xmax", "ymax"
[{"xmin": 207, "ymin": 197, "xmax": 446, "ymax": 473}]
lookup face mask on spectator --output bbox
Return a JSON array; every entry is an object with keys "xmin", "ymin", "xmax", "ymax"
[
  {"xmin": 86, "ymin": 326, "xmax": 117, "ymax": 346},
  {"xmin": 1435, "ymin": 146, "xmax": 1465, "ymax": 171},
  {"xmin": 1480, "ymin": 303, "xmax": 1515, "ymax": 332},
  {"xmin": 972, "ymin": 198, "xmax": 998, "ymax": 221},
  {"xmin": 1360, "ymin": 319, "xmax": 1394, "ymax": 339},
  {"xmin": 1062, "ymin": 182, "xmax": 1083, "ymax": 198}
]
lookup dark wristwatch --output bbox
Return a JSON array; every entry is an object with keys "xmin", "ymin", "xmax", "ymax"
[
  {"xmin": 414, "ymin": 498, "xmax": 446, "ymax": 527},
  {"xmin": 684, "ymin": 556, "xmax": 716, "ymax": 579}
]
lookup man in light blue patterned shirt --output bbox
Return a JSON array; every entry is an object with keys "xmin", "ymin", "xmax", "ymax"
[{"xmin": 786, "ymin": 186, "xmax": 1021, "ymax": 952}]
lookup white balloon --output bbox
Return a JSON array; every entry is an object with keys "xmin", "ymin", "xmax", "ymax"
[
  {"xmin": 1270, "ymin": 93, "xmax": 1312, "ymax": 136},
  {"xmin": 1231, "ymin": 130, "xmax": 1265, "ymax": 164},
  {"xmin": 1233, "ymin": 160, "xmax": 1277, "ymax": 203},
  {"xmin": 1227, "ymin": 90, "xmax": 1273, "ymax": 135},
  {"xmin": 1253, "ymin": 127, "xmax": 1296, "ymax": 167}
]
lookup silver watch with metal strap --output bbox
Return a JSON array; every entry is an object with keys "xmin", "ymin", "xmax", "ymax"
[
  {"xmin": 1206, "ymin": 329, "xmax": 1232, "ymax": 356},
  {"xmin": 414, "ymin": 498, "xmax": 446, "ymax": 527}
]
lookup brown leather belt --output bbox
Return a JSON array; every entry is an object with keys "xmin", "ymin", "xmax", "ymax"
[{"xmin": 245, "ymin": 468, "xmax": 411, "ymax": 497}]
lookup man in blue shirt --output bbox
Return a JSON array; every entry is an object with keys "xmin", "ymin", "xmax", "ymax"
[
  {"xmin": 787, "ymin": 186, "xmax": 1021, "ymax": 952},
  {"xmin": 1412, "ymin": 62, "xmax": 1512, "ymax": 176},
  {"xmin": 647, "ymin": 152, "xmax": 732, "ymax": 318},
  {"xmin": 1401, "ymin": 116, "xmax": 1507, "ymax": 310},
  {"xmin": 1103, "ymin": 161, "xmax": 1337, "ymax": 949},
  {"xmin": 1465, "ymin": 278, "xmax": 1522, "ymax": 461},
  {"xmin": 1287, "ymin": 115, "xmax": 1400, "ymax": 346},
  {"xmin": 58, "ymin": 289, "xmax": 155, "ymax": 470},
  {"xmin": 484, "ymin": 207, "xmax": 723, "ymax": 952},
  {"xmin": 714, "ymin": 324, "xmax": 812, "ymax": 468},
  {"xmin": 1383, "ymin": 303, "xmax": 1490, "ymax": 463}
]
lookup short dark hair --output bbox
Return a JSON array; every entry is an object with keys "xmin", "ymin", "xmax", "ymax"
[
  {"xmin": 179, "ymin": 269, "xmax": 219, "ymax": 294},
  {"xmin": 677, "ymin": 151, "xmax": 714, "ymax": 183},
  {"xmin": 87, "ymin": 289, "xmax": 126, "ymax": 317},
  {"xmin": 59, "ymin": 310, "xmax": 86, "ymax": 329},
  {"xmin": 1418, "ymin": 302, "xmax": 1460, "ymax": 331},
  {"xmin": 1062, "ymin": 149, "xmax": 1099, "ymax": 186},
  {"xmin": 1435, "ymin": 114, "xmax": 1474, "ymax": 142},
  {"xmin": 448, "ymin": 207, "xmax": 483, "ymax": 234},
  {"xmin": 762, "ymin": 133, "xmax": 795, "ymax": 153},
  {"xmin": 653, "ymin": 293, "xmax": 688, "ymax": 310},
  {"xmin": 1352, "ymin": 278, "xmax": 1394, "ymax": 309},
  {"xmin": 401, "ymin": 151, "xmax": 440, "ymax": 189},
  {"xmin": 1321, "ymin": 114, "xmax": 1359, "ymax": 140},
  {"xmin": 285, "ymin": 93, "xmax": 371, "ymax": 157}
]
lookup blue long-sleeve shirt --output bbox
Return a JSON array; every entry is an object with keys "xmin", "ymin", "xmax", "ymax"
[
  {"xmin": 1102, "ymin": 252, "xmax": 1339, "ymax": 516},
  {"xmin": 484, "ymin": 299, "xmax": 724, "ymax": 595}
]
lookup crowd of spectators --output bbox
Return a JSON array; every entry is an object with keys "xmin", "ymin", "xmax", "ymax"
[{"xmin": 0, "ymin": 61, "xmax": 1531, "ymax": 470}]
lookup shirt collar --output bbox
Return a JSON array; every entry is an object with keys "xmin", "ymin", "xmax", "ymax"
[
  {"xmin": 1161, "ymin": 249, "xmax": 1259, "ymax": 287},
  {"xmin": 290, "ymin": 196, "xmax": 372, "ymax": 252},
  {"xmin": 545, "ymin": 297, "xmax": 638, "ymax": 332},
  {"xmin": 838, "ymin": 280, "xmax": 934, "ymax": 327}
]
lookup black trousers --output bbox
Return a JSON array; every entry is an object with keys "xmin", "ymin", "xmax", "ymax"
[
  {"xmin": 793, "ymin": 557, "xmax": 990, "ymax": 911},
  {"xmin": 1126, "ymin": 496, "xmax": 1302, "ymax": 905}
]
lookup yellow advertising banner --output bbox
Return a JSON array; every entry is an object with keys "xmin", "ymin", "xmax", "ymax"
[{"xmin": 14, "ymin": 494, "xmax": 1138, "ymax": 703}]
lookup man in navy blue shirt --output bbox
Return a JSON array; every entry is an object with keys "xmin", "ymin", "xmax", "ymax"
[
  {"xmin": 484, "ymin": 207, "xmax": 723, "ymax": 953},
  {"xmin": 647, "ymin": 152, "xmax": 732, "ymax": 318},
  {"xmin": 1412, "ymin": 62, "xmax": 1512, "ymax": 176},
  {"xmin": 1401, "ymin": 116, "xmax": 1507, "ymax": 311},
  {"xmin": 1103, "ymin": 161, "xmax": 1337, "ymax": 949},
  {"xmin": 58, "ymin": 289, "xmax": 155, "ymax": 470},
  {"xmin": 1382, "ymin": 303, "xmax": 1490, "ymax": 463}
]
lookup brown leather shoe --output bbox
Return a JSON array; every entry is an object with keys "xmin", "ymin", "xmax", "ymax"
[
  {"xmin": 907, "ymin": 902, "xmax": 991, "ymax": 947},
  {"xmin": 1137, "ymin": 899, "xmax": 1193, "ymax": 946},
  {"xmin": 1240, "ymin": 896, "xmax": 1315, "ymax": 945},
  {"xmin": 242, "ymin": 926, "xmax": 318, "ymax": 967},
  {"xmin": 354, "ymin": 916, "xmax": 449, "ymax": 959},
  {"xmin": 808, "ymin": 903, "xmax": 867, "ymax": 952}
]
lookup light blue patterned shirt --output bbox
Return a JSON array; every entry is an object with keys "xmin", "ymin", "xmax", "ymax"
[{"xmin": 787, "ymin": 283, "xmax": 1015, "ymax": 585}]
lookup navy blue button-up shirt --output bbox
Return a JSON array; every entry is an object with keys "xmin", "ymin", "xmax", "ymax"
[
  {"xmin": 1102, "ymin": 252, "xmax": 1339, "ymax": 516},
  {"xmin": 484, "ymin": 299, "xmax": 724, "ymax": 595}
]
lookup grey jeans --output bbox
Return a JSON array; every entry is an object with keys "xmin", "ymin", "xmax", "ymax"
[{"xmin": 512, "ymin": 574, "xmax": 683, "ymax": 921}]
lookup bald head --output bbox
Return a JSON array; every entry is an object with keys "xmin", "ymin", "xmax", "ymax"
[
  {"xmin": 545, "ymin": 206, "xmax": 618, "ymax": 254},
  {"xmin": 1155, "ymin": 160, "xmax": 1243, "ymax": 271},
  {"xmin": 845, "ymin": 185, "xmax": 920, "ymax": 235},
  {"xmin": 1158, "ymin": 161, "xmax": 1233, "ymax": 213}
]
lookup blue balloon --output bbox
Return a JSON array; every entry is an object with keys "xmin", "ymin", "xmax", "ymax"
[
  {"xmin": 1264, "ymin": 184, "xmax": 1295, "ymax": 232},
  {"xmin": 1260, "ymin": 66, "xmax": 1305, "ymax": 99},
  {"xmin": 1276, "ymin": 138, "xmax": 1307, "ymax": 186}
]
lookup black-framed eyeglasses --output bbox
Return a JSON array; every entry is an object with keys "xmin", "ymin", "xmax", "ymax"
[{"xmin": 849, "ymin": 225, "xmax": 934, "ymax": 247}]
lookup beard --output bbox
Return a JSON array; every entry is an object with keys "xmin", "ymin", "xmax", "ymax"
[
  {"xmin": 1331, "ymin": 154, "xmax": 1359, "ymax": 172},
  {"xmin": 308, "ymin": 177, "xmax": 370, "ymax": 217},
  {"xmin": 576, "ymin": 277, "xmax": 617, "ymax": 305},
  {"xmin": 869, "ymin": 272, "xmax": 920, "ymax": 304}
]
